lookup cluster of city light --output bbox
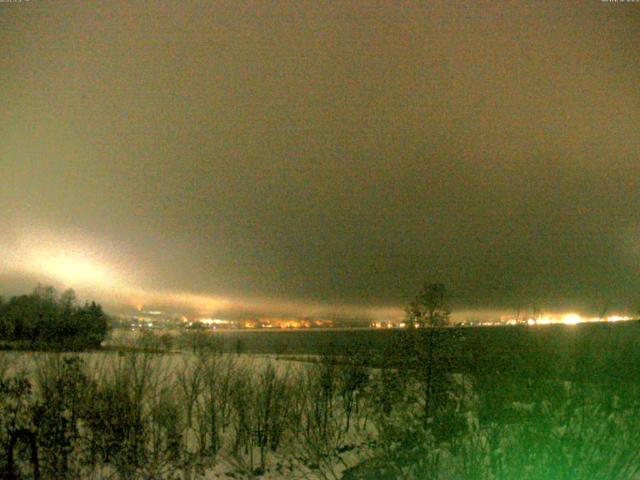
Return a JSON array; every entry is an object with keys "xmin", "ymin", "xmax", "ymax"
[
  {"xmin": 522, "ymin": 313, "xmax": 633, "ymax": 326},
  {"xmin": 198, "ymin": 318, "xmax": 233, "ymax": 326},
  {"xmin": 368, "ymin": 313, "xmax": 636, "ymax": 329}
]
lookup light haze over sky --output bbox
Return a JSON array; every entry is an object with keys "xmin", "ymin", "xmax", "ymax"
[{"xmin": 1, "ymin": 1, "xmax": 640, "ymax": 320}]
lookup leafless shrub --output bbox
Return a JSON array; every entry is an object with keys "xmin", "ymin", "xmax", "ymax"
[
  {"xmin": 295, "ymin": 356, "xmax": 349, "ymax": 480},
  {"xmin": 177, "ymin": 356, "xmax": 205, "ymax": 430},
  {"xmin": 32, "ymin": 355, "xmax": 95, "ymax": 479},
  {"xmin": 225, "ymin": 359, "xmax": 297, "ymax": 474},
  {"xmin": 194, "ymin": 352, "xmax": 237, "ymax": 458},
  {"xmin": 251, "ymin": 362, "xmax": 291, "ymax": 471},
  {"xmin": 336, "ymin": 353, "xmax": 369, "ymax": 434},
  {"xmin": 142, "ymin": 385, "xmax": 184, "ymax": 479},
  {"xmin": 83, "ymin": 352, "xmax": 163, "ymax": 478},
  {"xmin": 226, "ymin": 362, "xmax": 250, "ymax": 456}
]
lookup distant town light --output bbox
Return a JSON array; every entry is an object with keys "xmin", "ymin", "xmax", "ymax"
[
  {"xmin": 520, "ymin": 313, "xmax": 634, "ymax": 326},
  {"xmin": 562, "ymin": 313, "xmax": 581, "ymax": 325}
]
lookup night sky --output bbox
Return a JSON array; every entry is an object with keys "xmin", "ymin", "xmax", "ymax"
[{"xmin": 1, "ymin": 1, "xmax": 640, "ymax": 321}]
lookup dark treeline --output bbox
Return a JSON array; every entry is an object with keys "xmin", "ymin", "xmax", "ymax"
[{"xmin": 0, "ymin": 285, "xmax": 108, "ymax": 350}]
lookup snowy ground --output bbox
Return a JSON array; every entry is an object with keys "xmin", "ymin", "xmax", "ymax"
[{"xmin": 0, "ymin": 349, "xmax": 382, "ymax": 479}]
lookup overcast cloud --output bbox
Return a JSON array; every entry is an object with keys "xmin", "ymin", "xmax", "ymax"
[{"xmin": 1, "ymin": 1, "xmax": 640, "ymax": 319}]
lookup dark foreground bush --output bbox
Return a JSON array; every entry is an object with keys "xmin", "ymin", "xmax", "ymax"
[{"xmin": 356, "ymin": 382, "xmax": 640, "ymax": 480}]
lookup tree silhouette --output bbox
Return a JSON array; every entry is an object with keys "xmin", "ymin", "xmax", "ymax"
[
  {"xmin": 401, "ymin": 283, "xmax": 453, "ymax": 433},
  {"xmin": 0, "ymin": 285, "xmax": 109, "ymax": 349}
]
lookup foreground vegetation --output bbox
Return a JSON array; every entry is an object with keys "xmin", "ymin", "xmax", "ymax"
[
  {"xmin": 0, "ymin": 346, "xmax": 378, "ymax": 479},
  {"xmin": 3, "ymin": 323, "xmax": 640, "ymax": 479}
]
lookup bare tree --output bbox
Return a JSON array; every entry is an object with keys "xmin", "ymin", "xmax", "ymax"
[{"xmin": 401, "ymin": 283, "xmax": 454, "ymax": 431}]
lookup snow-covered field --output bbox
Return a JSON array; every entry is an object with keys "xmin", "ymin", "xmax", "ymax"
[
  {"xmin": 5, "ymin": 330, "xmax": 640, "ymax": 479},
  {"xmin": 0, "ymin": 348, "xmax": 384, "ymax": 479}
]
